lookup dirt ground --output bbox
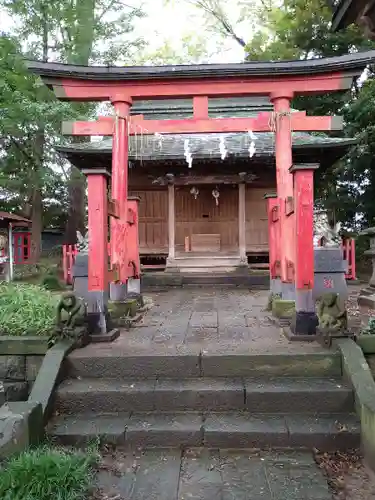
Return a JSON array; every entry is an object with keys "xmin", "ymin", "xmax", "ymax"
[{"xmin": 315, "ymin": 450, "xmax": 375, "ymax": 500}]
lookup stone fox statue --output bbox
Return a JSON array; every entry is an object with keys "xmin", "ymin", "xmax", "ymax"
[
  {"xmin": 317, "ymin": 292, "xmax": 347, "ymax": 331},
  {"xmin": 53, "ymin": 291, "xmax": 90, "ymax": 348},
  {"xmin": 313, "ymin": 210, "xmax": 341, "ymax": 247}
]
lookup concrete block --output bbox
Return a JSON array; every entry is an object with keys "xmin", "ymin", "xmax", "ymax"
[
  {"xmin": 0, "ymin": 382, "xmax": 28, "ymax": 405},
  {"xmin": 126, "ymin": 413, "xmax": 203, "ymax": 447},
  {"xmin": 272, "ymin": 299, "xmax": 295, "ymax": 319},
  {"xmin": 26, "ymin": 355, "xmax": 44, "ymax": 382},
  {"xmin": 49, "ymin": 414, "xmax": 129, "ymax": 446},
  {"xmin": 153, "ymin": 378, "xmax": 245, "ymax": 411},
  {"xmin": 203, "ymin": 413, "xmax": 289, "ymax": 448},
  {"xmin": 0, "ymin": 356, "xmax": 25, "ymax": 381},
  {"xmin": 0, "ymin": 401, "xmax": 43, "ymax": 457},
  {"xmin": 286, "ymin": 414, "xmax": 360, "ymax": 450}
]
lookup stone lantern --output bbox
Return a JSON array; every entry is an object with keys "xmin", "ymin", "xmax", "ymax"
[{"xmin": 358, "ymin": 227, "xmax": 375, "ymax": 309}]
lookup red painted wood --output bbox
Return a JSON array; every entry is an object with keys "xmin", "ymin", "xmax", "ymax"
[
  {"xmin": 111, "ymin": 96, "xmax": 132, "ymax": 283},
  {"xmin": 341, "ymin": 238, "xmax": 357, "ymax": 280},
  {"xmin": 193, "ymin": 96, "xmax": 209, "ymax": 119},
  {"xmin": 53, "ymin": 72, "xmax": 350, "ymax": 101},
  {"xmin": 293, "ymin": 169, "xmax": 315, "ymax": 290},
  {"xmin": 266, "ymin": 198, "xmax": 280, "ymax": 280},
  {"xmin": 13, "ymin": 232, "xmax": 31, "ymax": 264},
  {"xmin": 127, "ymin": 198, "xmax": 140, "ymax": 278},
  {"xmin": 87, "ymin": 174, "xmax": 108, "ymax": 291},
  {"xmin": 62, "ymin": 244, "xmax": 78, "ymax": 284},
  {"xmin": 63, "ymin": 112, "xmax": 341, "ymax": 137},
  {"xmin": 272, "ymin": 95, "xmax": 295, "ymax": 284},
  {"xmin": 351, "ymin": 238, "xmax": 356, "ymax": 280}
]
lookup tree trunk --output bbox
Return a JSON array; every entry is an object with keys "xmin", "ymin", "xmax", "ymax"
[
  {"xmin": 29, "ymin": 2, "xmax": 48, "ymax": 262},
  {"xmin": 63, "ymin": 0, "xmax": 95, "ymax": 244},
  {"xmin": 30, "ymin": 187, "xmax": 42, "ymax": 262},
  {"xmin": 64, "ymin": 166, "xmax": 86, "ymax": 244}
]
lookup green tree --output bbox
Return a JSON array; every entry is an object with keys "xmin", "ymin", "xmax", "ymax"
[
  {"xmin": 0, "ymin": 35, "xmax": 74, "ymax": 258},
  {"xmin": 1, "ymin": 0, "xmax": 144, "ymax": 249},
  {"xmin": 181, "ymin": 0, "xmax": 375, "ymax": 230}
]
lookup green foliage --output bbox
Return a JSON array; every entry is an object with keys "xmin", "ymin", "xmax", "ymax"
[
  {"xmin": 0, "ymin": 444, "xmax": 98, "ymax": 500},
  {"xmin": 40, "ymin": 271, "xmax": 64, "ymax": 291},
  {"xmin": 0, "ymin": 283, "xmax": 58, "ymax": 336},
  {"xmin": 0, "ymin": 0, "xmax": 145, "ymax": 246},
  {"xmin": 362, "ymin": 317, "xmax": 375, "ymax": 335}
]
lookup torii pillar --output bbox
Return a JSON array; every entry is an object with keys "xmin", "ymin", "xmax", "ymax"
[
  {"xmin": 270, "ymin": 91, "xmax": 295, "ymax": 300},
  {"xmin": 290, "ymin": 163, "xmax": 319, "ymax": 336},
  {"xmin": 109, "ymin": 94, "xmax": 132, "ymax": 301}
]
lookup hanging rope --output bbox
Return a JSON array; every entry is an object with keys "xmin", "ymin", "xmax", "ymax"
[{"xmin": 268, "ymin": 110, "xmax": 292, "ymax": 133}]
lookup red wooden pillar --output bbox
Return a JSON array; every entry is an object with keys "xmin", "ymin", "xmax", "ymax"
[
  {"xmin": 290, "ymin": 163, "xmax": 319, "ymax": 335},
  {"xmin": 126, "ymin": 196, "xmax": 141, "ymax": 294},
  {"xmin": 270, "ymin": 91, "xmax": 295, "ymax": 299},
  {"xmin": 264, "ymin": 193, "xmax": 281, "ymax": 296},
  {"xmin": 110, "ymin": 94, "xmax": 132, "ymax": 300},
  {"xmin": 83, "ymin": 167, "xmax": 110, "ymax": 330}
]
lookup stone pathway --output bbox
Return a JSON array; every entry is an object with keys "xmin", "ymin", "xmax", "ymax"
[
  {"xmin": 96, "ymin": 448, "xmax": 332, "ymax": 500},
  {"xmin": 84, "ymin": 288, "xmax": 329, "ymax": 356}
]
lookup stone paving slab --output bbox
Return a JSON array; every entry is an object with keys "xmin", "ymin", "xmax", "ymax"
[
  {"xmin": 69, "ymin": 289, "xmax": 334, "ymax": 359},
  {"xmin": 96, "ymin": 448, "xmax": 332, "ymax": 500}
]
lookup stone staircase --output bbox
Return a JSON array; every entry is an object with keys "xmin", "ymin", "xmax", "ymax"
[
  {"xmin": 48, "ymin": 350, "xmax": 360, "ymax": 450},
  {"xmin": 167, "ymin": 254, "xmax": 243, "ymax": 273}
]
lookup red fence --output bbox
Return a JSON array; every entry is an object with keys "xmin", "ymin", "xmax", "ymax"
[
  {"xmin": 62, "ymin": 244, "xmax": 78, "ymax": 284},
  {"xmin": 342, "ymin": 238, "xmax": 356, "ymax": 281}
]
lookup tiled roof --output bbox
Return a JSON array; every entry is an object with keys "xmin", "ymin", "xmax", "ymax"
[{"xmin": 58, "ymin": 132, "xmax": 355, "ymax": 162}]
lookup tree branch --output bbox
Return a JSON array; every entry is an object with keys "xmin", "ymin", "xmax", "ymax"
[{"xmin": 187, "ymin": 0, "xmax": 247, "ymax": 47}]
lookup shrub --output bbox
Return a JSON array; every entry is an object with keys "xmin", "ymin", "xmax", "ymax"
[
  {"xmin": 0, "ymin": 283, "xmax": 57, "ymax": 336},
  {"xmin": 40, "ymin": 272, "xmax": 64, "ymax": 291},
  {"xmin": 0, "ymin": 445, "xmax": 97, "ymax": 500}
]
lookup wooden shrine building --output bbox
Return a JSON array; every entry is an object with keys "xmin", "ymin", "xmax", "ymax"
[
  {"xmin": 58, "ymin": 98, "xmax": 354, "ymax": 273},
  {"xmin": 28, "ymin": 51, "xmax": 375, "ymax": 336}
]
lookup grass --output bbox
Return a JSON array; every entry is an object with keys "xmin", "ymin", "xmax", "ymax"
[
  {"xmin": 0, "ymin": 283, "xmax": 58, "ymax": 336},
  {"xmin": 0, "ymin": 445, "xmax": 98, "ymax": 500}
]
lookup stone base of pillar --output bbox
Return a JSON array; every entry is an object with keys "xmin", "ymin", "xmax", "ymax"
[
  {"xmin": 87, "ymin": 290, "xmax": 120, "ymax": 343},
  {"xmin": 266, "ymin": 278, "xmax": 282, "ymax": 311},
  {"xmin": 281, "ymin": 282, "xmax": 295, "ymax": 300},
  {"xmin": 271, "ymin": 278, "xmax": 282, "ymax": 295},
  {"xmin": 290, "ymin": 311, "xmax": 319, "ymax": 337},
  {"xmin": 288, "ymin": 289, "xmax": 318, "ymax": 339},
  {"xmin": 109, "ymin": 282, "xmax": 127, "ymax": 302}
]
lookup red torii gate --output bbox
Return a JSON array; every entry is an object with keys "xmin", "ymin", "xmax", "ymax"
[{"xmin": 28, "ymin": 52, "xmax": 375, "ymax": 336}]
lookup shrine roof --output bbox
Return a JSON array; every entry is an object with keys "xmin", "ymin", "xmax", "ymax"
[
  {"xmin": 27, "ymin": 50, "xmax": 375, "ymax": 81},
  {"xmin": 0, "ymin": 212, "xmax": 31, "ymax": 225},
  {"xmin": 57, "ymin": 132, "xmax": 355, "ymax": 169}
]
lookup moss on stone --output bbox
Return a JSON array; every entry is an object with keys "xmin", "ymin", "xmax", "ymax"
[
  {"xmin": 109, "ymin": 299, "xmax": 138, "ymax": 319},
  {"xmin": 272, "ymin": 299, "xmax": 295, "ymax": 319}
]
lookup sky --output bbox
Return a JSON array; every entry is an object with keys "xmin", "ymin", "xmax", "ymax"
[
  {"xmin": 0, "ymin": 0, "xmax": 247, "ymax": 64},
  {"xmin": 130, "ymin": 0, "xmax": 246, "ymax": 63}
]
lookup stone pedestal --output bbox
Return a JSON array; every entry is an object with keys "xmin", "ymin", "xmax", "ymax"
[
  {"xmin": 313, "ymin": 247, "xmax": 348, "ymax": 301},
  {"xmin": 358, "ymin": 227, "xmax": 375, "ymax": 309},
  {"xmin": 72, "ymin": 254, "xmax": 118, "ymax": 342}
]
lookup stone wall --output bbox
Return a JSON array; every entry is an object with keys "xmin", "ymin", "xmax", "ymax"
[{"xmin": 0, "ymin": 355, "xmax": 43, "ymax": 406}]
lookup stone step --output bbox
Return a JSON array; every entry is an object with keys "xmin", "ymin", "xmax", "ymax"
[
  {"xmin": 48, "ymin": 411, "xmax": 360, "ymax": 451},
  {"xmin": 177, "ymin": 266, "xmax": 239, "ymax": 274},
  {"xmin": 55, "ymin": 377, "xmax": 353, "ymax": 415},
  {"xmin": 66, "ymin": 351, "xmax": 342, "ymax": 379}
]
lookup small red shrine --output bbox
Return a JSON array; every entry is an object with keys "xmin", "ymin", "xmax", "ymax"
[{"xmin": 28, "ymin": 51, "xmax": 375, "ymax": 335}]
